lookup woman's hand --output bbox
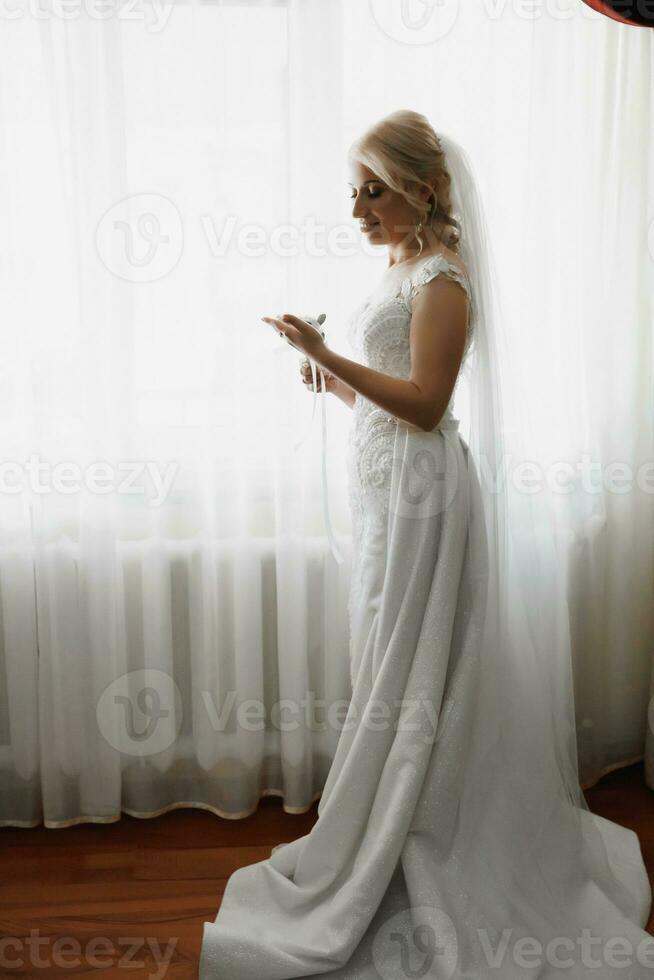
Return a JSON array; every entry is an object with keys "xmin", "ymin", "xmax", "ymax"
[
  {"xmin": 261, "ymin": 313, "xmax": 328, "ymax": 363},
  {"xmin": 299, "ymin": 358, "xmax": 339, "ymax": 394},
  {"xmin": 300, "ymin": 359, "xmax": 357, "ymax": 409}
]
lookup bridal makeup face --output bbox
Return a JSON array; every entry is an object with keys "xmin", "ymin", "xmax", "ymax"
[
  {"xmin": 348, "ymin": 160, "xmax": 414, "ymax": 248},
  {"xmin": 348, "ymin": 162, "xmax": 402, "ymax": 245}
]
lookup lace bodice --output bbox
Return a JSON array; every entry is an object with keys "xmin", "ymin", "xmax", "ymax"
[
  {"xmin": 346, "ymin": 252, "xmax": 474, "ymax": 518},
  {"xmin": 346, "ymin": 252, "xmax": 473, "ymax": 383}
]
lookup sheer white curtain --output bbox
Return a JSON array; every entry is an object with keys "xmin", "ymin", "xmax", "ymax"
[
  {"xmin": 0, "ymin": 0, "xmax": 355, "ymax": 827},
  {"xmin": 0, "ymin": 0, "xmax": 652, "ymax": 827}
]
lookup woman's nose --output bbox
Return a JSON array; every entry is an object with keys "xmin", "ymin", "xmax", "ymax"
[{"xmin": 351, "ymin": 195, "xmax": 367, "ymax": 219}]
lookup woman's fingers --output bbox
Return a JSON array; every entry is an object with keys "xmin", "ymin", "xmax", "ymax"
[
  {"xmin": 300, "ymin": 361, "xmax": 331, "ymax": 391},
  {"xmin": 281, "ymin": 313, "xmax": 309, "ymax": 330},
  {"xmin": 301, "ymin": 363, "xmax": 329, "ymax": 380}
]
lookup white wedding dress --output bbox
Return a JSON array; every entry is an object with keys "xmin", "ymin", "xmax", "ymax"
[{"xmin": 200, "ymin": 253, "xmax": 652, "ymax": 980}]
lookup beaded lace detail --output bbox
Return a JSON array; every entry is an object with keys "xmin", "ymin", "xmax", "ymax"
[{"xmin": 346, "ymin": 253, "xmax": 474, "ymax": 527}]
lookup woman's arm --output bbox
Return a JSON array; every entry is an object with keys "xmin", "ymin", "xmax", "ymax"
[
  {"xmin": 332, "ymin": 380, "xmax": 357, "ymax": 409},
  {"xmin": 320, "ymin": 278, "xmax": 469, "ymax": 431}
]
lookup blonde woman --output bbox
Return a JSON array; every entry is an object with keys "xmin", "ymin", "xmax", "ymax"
[{"xmin": 200, "ymin": 111, "xmax": 652, "ymax": 980}]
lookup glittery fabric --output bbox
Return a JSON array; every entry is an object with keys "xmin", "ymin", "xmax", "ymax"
[{"xmin": 199, "ymin": 255, "xmax": 652, "ymax": 980}]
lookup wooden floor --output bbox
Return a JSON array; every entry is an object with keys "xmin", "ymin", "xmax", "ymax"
[{"xmin": 1, "ymin": 762, "xmax": 652, "ymax": 978}]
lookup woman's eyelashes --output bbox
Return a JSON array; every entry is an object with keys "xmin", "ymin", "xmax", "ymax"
[{"xmin": 349, "ymin": 186, "xmax": 383, "ymax": 200}]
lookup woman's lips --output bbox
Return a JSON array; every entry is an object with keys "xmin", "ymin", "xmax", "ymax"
[{"xmin": 360, "ymin": 222, "xmax": 380, "ymax": 232}]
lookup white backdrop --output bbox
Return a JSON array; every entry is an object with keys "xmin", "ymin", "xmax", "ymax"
[{"xmin": 0, "ymin": 0, "xmax": 652, "ymax": 826}]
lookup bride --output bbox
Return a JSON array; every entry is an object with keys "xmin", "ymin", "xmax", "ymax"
[{"xmin": 200, "ymin": 111, "xmax": 652, "ymax": 979}]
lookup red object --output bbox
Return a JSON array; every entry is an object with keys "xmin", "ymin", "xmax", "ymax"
[{"xmin": 581, "ymin": 0, "xmax": 652, "ymax": 25}]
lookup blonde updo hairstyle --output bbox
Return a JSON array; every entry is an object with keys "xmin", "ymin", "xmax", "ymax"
[{"xmin": 348, "ymin": 110, "xmax": 461, "ymax": 256}]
